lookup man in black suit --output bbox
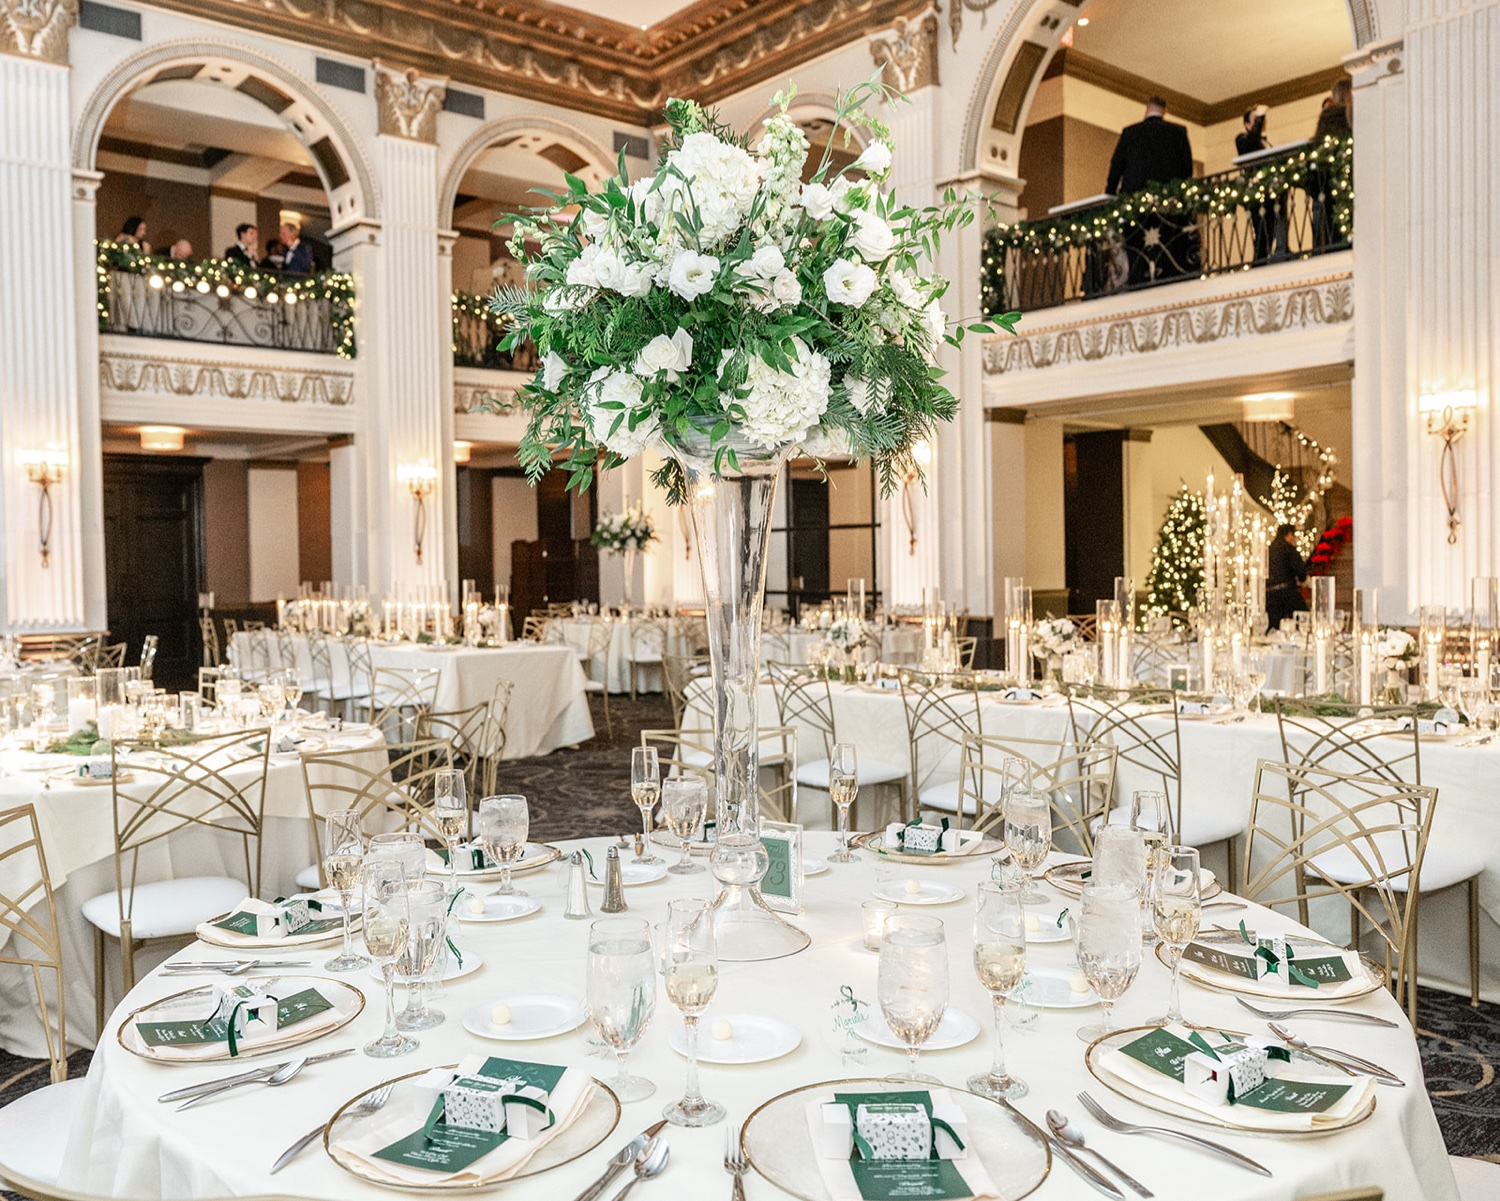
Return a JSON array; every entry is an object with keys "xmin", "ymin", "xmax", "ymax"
[
  {"xmin": 1105, "ymin": 97, "xmax": 1197, "ymax": 285},
  {"xmin": 279, "ymin": 220, "xmax": 314, "ymax": 275},
  {"xmin": 224, "ymin": 223, "xmax": 258, "ymax": 265}
]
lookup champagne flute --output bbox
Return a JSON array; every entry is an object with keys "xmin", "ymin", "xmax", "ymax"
[
  {"xmin": 661, "ymin": 775, "xmax": 707, "ymax": 875},
  {"xmin": 1148, "ymin": 846, "xmax": 1201, "ymax": 1027},
  {"xmin": 631, "ymin": 747, "xmax": 663, "ymax": 865},
  {"xmin": 280, "ymin": 667, "xmax": 303, "ymax": 715},
  {"xmin": 395, "ymin": 879, "xmax": 449, "ymax": 1030},
  {"xmin": 362, "ymin": 858, "xmax": 416, "ymax": 1058},
  {"xmin": 478, "ymin": 794, "xmax": 529, "ymax": 896},
  {"xmin": 661, "ymin": 898, "xmax": 725, "ymax": 1127},
  {"xmin": 969, "ymin": 882, "xmax": 1028, "ymax": 1100},
  {"xmin": 586, "ymin": 916, "xmax": 657, "ymax": 1102},
  {"xmin": 1003, "ymin": 759, "xmax": 1049, "ymax": 904},
  {"xmin": 827, "ymin": 742, "xmax": 860, "ymax": 863},
  {"xmin": 1130, "ymin": 789, "xmax": 1169, "ymax": 945},
  {"xmin": 322, "ymin": 809, "xmax": 369, "ymax": 972},
  {"xmin": 878, "ymin": 914, "xmax": 947, "ymax": 1083},
  {"xmin": 1075, "ymin": 882, "xmax": 1142, "ymax": 1043},
  {"xmin": 432, "ymin": 768, "xmax": 468, "ymax": 897}
]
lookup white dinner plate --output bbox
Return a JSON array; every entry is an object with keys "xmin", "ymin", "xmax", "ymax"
[
  {"xmin": 1008, "ymin": 964, "xmax": 1099, "ymax": 1009},
  {"xmin": 586, "ymin": 861, "xmax": 668, "ymax": 887},
  {"xmin": 1024, "ymin": 906, "xmax": 1074, "ymax": 944},
  {"xmin": 369, "ymin": 949, "xmax": 482, "ymax": 986},
  {"xmin": 872, "ymin": 880, "xmax": 966, "ymax": 906},
  {"xmin": 856, "ymin": 1007, "xmax": 980, "ymax": 1051},
  {"xmin": 666, "ymin": 1012, "xmax": 801, "ymax": 1064},
  {"xmin": 455, "ymin": 894, "xmax": 542, "ymax": 923},
  {"xmin": 426, "ymin": 842, "xmax": 562, "ymax": 879},
  {"xmin": 462, "ymin": 993, "xmax": 587, "ymax": 1041},
  {"xmin": 802, "ymin": 857, "xmax": 829, "ymax": 877}
]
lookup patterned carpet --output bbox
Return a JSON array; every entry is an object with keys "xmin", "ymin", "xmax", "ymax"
[{"xmin": 1, "ymin": 692, "xmax": 1497, "ymax": 1193}]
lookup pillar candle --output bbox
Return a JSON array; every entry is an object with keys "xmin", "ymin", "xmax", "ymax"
[{"xmin": 1314, "ymin": 629, "xmax": 1331, "ymax": 696}]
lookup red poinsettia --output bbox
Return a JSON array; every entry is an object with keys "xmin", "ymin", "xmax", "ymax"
[{"xmin": 1308, "ymin": 516, "xmax": 1352, "ymax": 575}]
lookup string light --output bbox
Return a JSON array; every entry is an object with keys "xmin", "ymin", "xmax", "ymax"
[{"xmin": 1144, "ymin": 485, "xmax": 1208, "ymax": 618}]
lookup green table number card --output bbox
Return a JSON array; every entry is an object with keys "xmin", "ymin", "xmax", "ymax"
[{"xmin": 759, "ymin": 821, "xmax": 803, "ymax": 915}]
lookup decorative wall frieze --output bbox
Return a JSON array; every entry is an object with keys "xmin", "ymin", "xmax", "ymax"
[
  {"xmin": 100, "ymin": 348, "xmax": 355, "ymax": 408},
  {"xmin": 374, "ymin": 60, "xmax": 446, "ymax": 142},
  {"xmin": 1, "ymin": 0, "xmax": 76, "ymax": 64},
  {"xmin": 454, "ymin": 378, "xmax": 520, "ymax": 417},
  {"xmin": 869, "ymin": 9, "xmax": 938, "ymax": 94}
]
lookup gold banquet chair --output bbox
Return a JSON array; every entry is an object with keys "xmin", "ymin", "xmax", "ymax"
[
  {"xmin": 0, "ymin": 805, "xmax": 86, "ymax": 1197},
  {"xmin": 367, "ymin": 666, "xmax": 442, "ymax": 742},
  {"xmin": 956, "ymin": 732, "xmax": 1118, "ymax": 853},
  {"xmin": 1241, "ymin": 759, "xmax": 1438, "ymax": 1024},
  {"xmin": 81, "ymin": 729, "xmax": 272, "ymax": 1034},
  {"xmin": 640, "ymin": 725, "xmax": 799, "ymax": 825},
  {"xmin": 661, "ymin": 651, "xmax": 710, "ymax": 730},
  {"xmin": 423, "ymin": 696, "xmax": 498, "ymax": 801}
]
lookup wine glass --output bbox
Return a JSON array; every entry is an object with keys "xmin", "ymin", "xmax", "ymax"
[
  {"xmin": 367, "ymin": 831, "xmax": 426, "ymax": 880},
  {"xmin": 1075, "ymin": 882, "xmax": 1142, "ymax": 1043},
  {"xmin": 631, "ymin": 747, "xmax": 663, "ymax": 865},
  {"xmin": 586, "ymin": 916, "xmax": 657, "ymax": 1102},
  {"xmin": 280, "ymin": 667, "xmax": 304, "ymax": 715},
  {"xmin": 661, "ymin": 776, "xmax": 707, "ymax": 875},
  {"xmin": 478, "ymin": 794, "xmax": 529, "ymax": 896},
  {"xmin": 969, "ymin": 882, "xmax": 1028, "ymax": 1100},
  {"xmin": 660, "ymin": 898, "xmax": 725, "ymax": 1127},
  {"xmin": 827, "ymin": 742, "xmax": 860, "ymax": 863},
  {"xmin": 1148, "ymin": 846, "xmax": 1201, "ymax": 1027},
  {"xmin": 877, "ymin": 914, "xmax": 948, "ymax": 1083},
  {"xmin": 395, "ymin": 879, "xmax": 449, "ymax": 1031},
  {"xmin": 1003, "ymin": 759, "xmax": 1049, "ymax": 904},
  {"xmin": 362, "ymin": 858, "xmax": 416, "ymax": 1058},
  {"xmin": 322, "ymin": 809, "xmax": 369, "ymax": 972},
  {"xmin": 432, "ymin": 768, "xmax": 469, "ymax": 897}
]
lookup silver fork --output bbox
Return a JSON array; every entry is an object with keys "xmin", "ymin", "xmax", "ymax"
[
  {"xmin": 723, "ymin": 1125, "xmax": 748, "ymax": 1201},
  {"xmin": 270, "ymin": 1081, "xmax": 393, "ymax": 1174},
  {"xmin": 1076, "ymin": 1092, "xmax": 1271, "ymax": 1177},
  {"xmin": 1234, "ymin": 995, "xmax": 1398, "ymax": 1028}
]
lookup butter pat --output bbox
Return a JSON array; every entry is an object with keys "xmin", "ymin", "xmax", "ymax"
[
  {"xmin": 711, "ymin": 1019, "xmax": 733, "ymax": 1041},
  {"xmin": 1068, "ymin": 973, "xmax": 1090, "ymax": 993},
  {"xmin": 1024, "ymin": 914, "xmax": 1040, "ymax": 932},
  {"xmin": 468, "ymin": 895, "xmax": 487, "ymax": 915},
  {"xmin": 490, "ymin": 1004, "xmax": 512, "ymax": 1026},
  {"xmin": 904, "ymin": 879, "xmax": 922, "ymax": 896}
]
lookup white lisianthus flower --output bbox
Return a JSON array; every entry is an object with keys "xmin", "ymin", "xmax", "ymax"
[
  {"xmin": 727, "ymin": 337, "xmax": 832, "ymax": 449},
  {"xmin": 628, "ymin": 178, "xmax": 662, "ymax": 226},
  {"xmin": 799, "ymin": 182, "xmax": 835, "ymax": 220},
  {"xmin": 634, "ymin": 327, "xmax": 694, "ymax": 380},
  {"xmin": 886, "ymin": 269, "xmax": 925, "ymax": 311},
  {"xmin": 923, "ymin": 298, "xmax": 947, "ymax": 345},
  {"xmin": 541, "ymin": 350, "xmax": 568, "ymax": 392},
  {"xmin": 852, "ymin": 140, "xmax": 893, "ymax": 177},
  {"xmin": 589, "ymin": 247, "xmax": 626, "ymax": 292},
  {"xmin": 668, "ymin": 250, "xmax": 720, "ymax": 300},
  {"xmin": 849, "ymin": 210, "xmax": 896, "ymax": 263},
  {"xmin": 823, "ymin": 258, "xmax": 878, "ymax": 308},
  {"xmin": 581, "ymin": 209, "xmax": 609, "ymax": 239},
  {"xmin": 587, "ymin": 368, "xmax": 658, "ymax": 457},
  {"xmin": 845, "ymin": 376, "xmax": 874, "ymax": 414},
  {"xmin": 771, "ymin": 269, "xmax": 802, "ymax": 306},
  {"xmin": 565, "ymin": 242, "xmax": 602, "ymax": 288},
  {"xmin": 616, "ymin": 261, "xmax": 654, "ymax": 298}
]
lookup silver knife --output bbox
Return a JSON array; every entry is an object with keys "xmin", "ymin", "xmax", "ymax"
[
  {"xmin": 1047, "ymin": 1132, "xmax": 1126, "ymax": 1199},
  {"xmin": 174, "ymin": 1048, "xmax": 355, "ymax": 1108},
  {"xmin": 572, "ymin": 1121, "xmax": 667, "ymax": 1201},
  {"xmin": 158, "ymin": 1063, "xmax": 285, "ymax": 1102}
]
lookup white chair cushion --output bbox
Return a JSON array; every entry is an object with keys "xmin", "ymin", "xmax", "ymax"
[
  {"xmin": 1451, "ymin": 1155, "xmax": 1500, "ymax": 1200},
  {"xmin": 631, "ymin": 651, "xmax": 664, "ymax": 665},
  {"xmin": 0, "ymin": 1078, "xmax": 88, "ymax": 1187},
  {"xmin": 295, "ymin": 863, "xmax": 323, "ymax": 890},
  {"xmin": 81, "ymin": 876, "xmax": 249, "ymax": 940},
  {"xmin": 918, "ymin": 778, "xmax": 1003, "ymax": 817},
  {"xmin": 797, "ymin": 758, "xmax": 907, "ymax": 789},
  {"xmin": 583, "ymin": 680, "xmax": 606, "ymax": 694},
  {"xmin": 1310, "ymin": 835, "xmax": 1483, "ymax": 893},
  {"xmin": 681, "ymin": 748, "xmax": 713, "ymax": 769},
  {"xmin": 1178, "ymin": 809, "xmax": 1247, "ymax": 849}
]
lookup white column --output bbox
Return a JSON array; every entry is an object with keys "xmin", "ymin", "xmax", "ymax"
[
  {"xmin": 438, "ymin": 230, "xmax": 459, "ymax": 594},
  {"xmin": 327, "ymin": 437, "xmax": 365, "ymax": 586},
  {"xmin": 72, "ymin": 169, "xmax": 107, "ymax": 631}
]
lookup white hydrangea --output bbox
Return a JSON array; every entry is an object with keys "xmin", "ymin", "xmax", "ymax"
[
  {"xmin": 657, "ymin": 132, "xmax": 763, "ymax": 248},
  {"xmin": 727, "ymin": 337, "xmax": 832, "ymax": 449},
  {"xmin": 565, "ymin": 243, "xmax": 602, "ymax": 288},
  {"xmin": 586, "ymin": 368, "xmax": 658, "ymax": 457},
  {"xmin": 798, "ymin": 424, "xmax": 853, "ymax": 459},
  {"xmin": 845, "ymin": 376, "xmax": 874, "ymax": 414},
  {"xmin": 823, "ymin": 258, "xmax": 878, "ymax": 308}
]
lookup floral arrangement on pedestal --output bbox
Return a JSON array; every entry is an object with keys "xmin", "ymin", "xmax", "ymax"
[
  {"xmin": 1032, "ymin": 615, "xmax": 1077, "ymax": 680},
  {"xmin": 590, "ymin": 500, "xmax": 657, "ymax": 553}
]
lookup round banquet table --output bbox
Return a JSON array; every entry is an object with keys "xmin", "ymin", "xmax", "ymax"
[{"xmin": 61, "ymin": 833, "xmax": 1457, "ymax": 1200}]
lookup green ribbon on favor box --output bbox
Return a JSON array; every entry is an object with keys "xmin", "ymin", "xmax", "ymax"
[
  {"xmin": 225, "ymin": 992, "xmax": 277, "ymax": 1058},
  {"xmin": 1239, "ymin": 922, "xmax": 1321, "ymax": 988},
  {"xmin": 1186, "ymin": 1030, "xmax": 1291, "ymax": 1103}
]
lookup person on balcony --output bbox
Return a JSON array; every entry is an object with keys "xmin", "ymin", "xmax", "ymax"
[
  {"xmin": 117, "ymin": 216, "xmax": 150, "ymax": 254},
  {"xmin": 279, "ymin": 220, "xmax": 313, "ymax": 275},
  {"xmin": 169, "ymin": 239, "xmax": 193, "ymax": 261},
  {"xmin": 1266, "ymin": 523, "xmax": 1310, "ymax": 632},
  {"xmin": 1236, "ymin": 105, "xmax": 1285, "ymax": 263},
  {"xmin": 1307, "ymin": 79, "xmax": 1353, "ymax": 250},
  {"xmin": 1104, "ymin": 97, "xmax": 1197, "ymax": 286},
  {"xmin": 225, "ymin": 223, "xmax": 258, "ymax": 265}
]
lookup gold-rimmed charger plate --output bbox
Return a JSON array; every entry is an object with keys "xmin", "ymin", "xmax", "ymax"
[
  {"xmin": 1160, "ymin": 940, "xmax": 1384, "ymax": 1002},
  {"xmin": 196, "ymin": 911, "xmax": 357, "ymax": 949},
  {"xmin": 46, "ymin": 766, "xmax": 135, "ymax": 787},
  {"xmin": 852, "ymin": 830, "xmax": 1003, "ymax": 864},
  {"xmin": 1044, "ymin": 860, "xmax": 1224, "ymax": 901},
  {"xmin": 118, "ymin": 975, "xmax": 364, "ymax": 1063},
  {"xmin": 651, "ymin": 830, "xmax": 715, "ymax": 856},
  {"xmin": 323, "ymin": 1066, "xmax": 619, "ymax": 1191},
  {"xmin": 1085, "ymin": 1025, "xmax": 1377, "ymax": 1137},
  {"xmin": 435, "ymin": 841, "xmax": 562, "ymax": 880},
  {"xmin": 739, "ymin": 1078, "xmax": 1050, "ymax": 1201}
]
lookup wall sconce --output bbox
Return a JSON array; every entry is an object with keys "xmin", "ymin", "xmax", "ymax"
[
  {"xmin": 18, "ymin": 449, "xmax": 66, "ymax": 568},
  {"xmin": 1420, "ymin": 389, "xmax": 1477, "ymax": 544},
  {"xmin": 901, "ymin": 439, "xmax": 933, "ymax": 556},
  {"xmin": 452, "ymin": 440, "xmax": 472, "ymax": 464},
  {"xmin": 396, "ymin": 461, "xmax": 438, "ymax": 564},
  {"xmin": 139, "ymin": 425, "xmax": 185, "ymax": 452}
]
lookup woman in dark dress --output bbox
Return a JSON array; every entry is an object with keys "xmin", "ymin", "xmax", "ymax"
[{"xmin": 1265, "ymin": 523, "xmax": 1309, "ymax": 631}]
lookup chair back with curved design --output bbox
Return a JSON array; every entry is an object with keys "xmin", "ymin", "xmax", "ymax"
[
  {"xmin": 521, "ymin": 615, "xmax": 550, "ymax": 643},
  {"xmin": 1129, "ymin": 633, "xmax": 1181, "ymax": 688},
  {"xmin": 640, "ymin": 725, "xmax": 799, "ymax": 824},
  {"xmin": 1068, "ymin": 614, "xmax": 1099, "ymax": 643},
  {"xmin": 340, "ymin": 636, "xmax": 376, "ymax": 718},
  {"xmin": 369, "ymin": 667, "xmax": 442, "ymax": 742},
  {"xmin": 482, "ymin": 678, "xmax": 514, "ymax": 772},
  {"xmin": 767, "ymin": 661, "xmax": 837, "ymax": 765},
  {"xmin": 661, "ymin": 652, "xmax": 710, "ymax": 729},
  {"xmin": 138, "ymin": 634, "xmax": 159, "ymax": 680},
  {"xmin": 305, "ymin": 631, "xmax": 334, "ymax": 711},
  {"xmin": 672, "ymin": 613, "xmax": 708, "ymax": 656},
  {"xmin": 274, "ymin": 627, "xmax": 297, "ymax": 672},
  {"xmin": 1274, "ymin": 698, "xmax": 1421, "ymax": 784},
  {"xmin": 199, "ymin": 615, "xmax": 221, "ymax": 667},
  {"xmin": 65, "ymin": 635, "xmax": 104, "ymax": 674},
  {"xmin": 97, "ymin": 643, "xmax": 128, "ymax": 670},
  {"xmin": 628, "ymin": 619, "xmax": 668, "ymax": 697},
  {"xmin": 423, "ymin": 700, "xmax": 493, "ymax": 800},
  {"xmin": 0, "ymin": 805, "xmax": 67, "ymax": 1081},
  {"xmin": 1241, "ymin": 758, "xmax": 1436, "ymax": 1020},
  {"xmin": 956, "ymin": 636, "xmax": 978, "ymax": 669},
  {"xmin": 1067, "ymin": 685, "xmax": 1182, "ymax": 833},
  {"xmin": 957, "ymin": 732, "xmax": 1118, "ymax": 852},
  {"xmin": 904, "ymin": 677, "xmax": 985, "ymax": 803},
  {"xmin": 197, "ymin": 666, "xmax": 223, "ymax": 706}
]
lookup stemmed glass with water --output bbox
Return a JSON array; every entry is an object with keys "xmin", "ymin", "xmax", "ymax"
[
  {"xmin": 395, "ymin": 879, "xmax": 450, "ymax": 1031},
  {"xmin": 362, "ymin": 858, "xmax": 416, "ymax": 1058},
  {"xmin": 878, "ymin": 914, "xmax": 948, "ymax": 1083},
  {"xmin": 432, "ymin": 768, "xmax": 468, "ymax": 897},
  {"xmin": 322, "ymin": 809, "xmax": 369, "ymax": 972},
  {"xmin": 827, "ymin": 742, "xmax": 860, "ymax": 864},
  {"xmin": 1149, "ymin": 846, "xmax": 1202, "ymax": 1027},
  {"xmin": 660, "ymin": 898, "xmax": 725, "ymax": 1127},
  {"xmin": 968, "ymin": 881, "xmax": 1028, "ymax": 1100},
  {"xmin": 585, "ymin": 916, "xmax": 657, "ymax": 1103},
  {"xmin": 1075, "ymin": 882, "xmax": 1143, "ymax": 1043},
  {"xmin": 631, "ymin": 747, "xmax": 664, "ymax": 866},
  {"xmin": 478, "ymin": 794, "xmax": 529, "ymax": 896},
  {"xmin": 1004, "ymin": 758, "xmax": 1050, "ymax": 903},
  {"xmin": 661, "ymin": 776, "xmax": 707, "ymax": 875}
]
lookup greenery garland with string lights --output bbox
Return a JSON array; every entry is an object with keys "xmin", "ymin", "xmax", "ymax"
[
  {"xmin": 94, "ymin": 239, "xmax": 357, "ymax": 358},
  {"xmin": 981, "ymin": 135, "xmax": 1352, "ymax": 316},
  {"xmin": 1144, "ymin": 484, "xmax": 1207, "ymax": 619}
]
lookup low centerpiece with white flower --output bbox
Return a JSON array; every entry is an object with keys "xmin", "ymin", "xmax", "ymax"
[
  {"xmin": 484, "ymin": 80, "xmax": 1018, "ymax": 960},
  {"xmin": 591, "ymin": 501, "xmax": 657, "ymax": 553}
]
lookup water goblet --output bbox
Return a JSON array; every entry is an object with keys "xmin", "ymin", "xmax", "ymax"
[
  {"xmin": 395, "ymin": 879, "xmax": 449, "ymax": 1031},
  {"xmin": 661, "ymin": 775, "xmax": 708, "ymax": 875},
  {"xmin": 586, "ymin": 916, "xmax": 657, "ymax": 1102},
  {"xmin": 280, "ymin": 667, "xmax": 303, "ymax": 714},
  {"xmin": 322, "ymin": 809, "xmax": 369, "ymax": 972},
  {"xmin": 1003, "ymin": 759, "xmax": 1050, "ymax": 904},
  {"xmin": 631, "ymin": 746, "xmax": 663, "ymax": 865},
  {"xmin": 1148, "ymin": 846, "xmax": 1201, "ymax": 1027},
  {"xmin": 362, "ymin": 858, "xmax": 416, "ymax": 1058},
  {"xmin": 878, "ymin": 914, "xmax": 948, "ymax": 1083},
  {"xmin": 1075, "ymin": 882, "xmax": 1142, "ymax": 1043},
  {"xmin": 968, "ymin": 881, "xmax": 1028, "ymax": 1100},
  {"xmin": 661, "ymin": 898, "xmax": 725, "ymax": 1126},
  {"xmin": 478, "ymin": 794, "xmax": 529, "ymax": 896},
  {"xmin": 827, "ymin": 742, "xmax": 860, "ymax": 863}
]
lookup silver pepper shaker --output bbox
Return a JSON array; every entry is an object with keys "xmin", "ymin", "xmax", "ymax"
[
  {"xmin": 600, "ymin": 845, "xmax": 627, "ymax": 913},
  {"xmin": 563, "ymin": 850, "xmax": 593, "ymax": 921}
]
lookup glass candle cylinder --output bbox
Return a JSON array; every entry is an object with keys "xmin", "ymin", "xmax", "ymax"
[
  {"xmin": 862, "ymin": 899, "xmax": 897, "ymax": 951},
  {"xmin": 66, "ymin": 676, "xmax": 97, "ymax": 735}
]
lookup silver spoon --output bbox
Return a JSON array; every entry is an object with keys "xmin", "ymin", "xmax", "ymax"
[
  {"xmin": 607, "ymin": 1137, "xmax": 669, "ymax": 1201},
  {"xmin": 1046, "ymin": 1111, "xmax": 1152, "ymax": 1198}
]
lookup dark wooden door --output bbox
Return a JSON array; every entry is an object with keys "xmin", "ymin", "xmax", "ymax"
[
  {"xmin": 789, "ymin": 477, "xmax": 830, "ymax": 616},
  {"xmin": 102, "ymin": 455, "xmax": 207, "ymax": 691},
  {"xmin": 1063, "ymin": 431, "xmax": 1126, "ymax": 613}
]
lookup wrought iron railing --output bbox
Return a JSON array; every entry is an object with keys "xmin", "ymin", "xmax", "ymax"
[
  {"xmin": 452, "ymin": 290, "xmax": 536, "ymax": 372},
  {"xmin": 95, "ymin": 241, "xmax": 356, "ymax": 357},
  {"xmin": 983, "ymin": 136, "xmax": 1353, "ymax": 316}
]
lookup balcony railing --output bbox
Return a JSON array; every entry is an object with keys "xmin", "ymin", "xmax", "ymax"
[
  {"xmin": 452, "ymin": 290, "xmax": 536, "ymax": 372},
  {"xmin": 96, "ymin": 241, "xmax": 356, "ymax": 357},
  {"xmin": 983, "ymin": 136, "xmax": 1352, "ymax": 316}
]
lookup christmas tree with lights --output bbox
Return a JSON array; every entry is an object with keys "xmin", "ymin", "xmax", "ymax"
[{"xmin": 1145, "ymin": 485, "xmax": 1207, "ymax": 617}]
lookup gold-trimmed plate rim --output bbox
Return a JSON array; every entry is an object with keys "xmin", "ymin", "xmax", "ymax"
[
  {"xmin": 851, "ymin": 830, "xmax": 1003, "ymax": 864},
  {"xmin": 1161, "ymin": 940, "xmax": 1384, "ymax": 1002},
  {"xmin": 1045, "ymin": 859, "xmax": 1224, "ymax": 901},
  {"xmin": 443, "ymin": 842, "xmax": 562, "ymax": 879}
]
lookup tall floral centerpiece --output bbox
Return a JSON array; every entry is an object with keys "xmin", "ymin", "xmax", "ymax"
[
  {"xmin": 591, "ymin": 500, "xmax": 657, "ymax": 608},
  {"xmin": 488, "ymin": 81, "xmax": 1016, "ymax": 959}
]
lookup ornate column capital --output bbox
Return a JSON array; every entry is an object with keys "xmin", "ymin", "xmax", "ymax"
[
  {"xmin": 1344, "ymin": 35, "xmax": 1403, "ymax": 90},
  {"xmin": 71, "ymin": 168, "xmax": 102, "ymax": 202},
  {"xmin": 374, "ymin": 60, "xmax": 447, "ymax": 143},
  {"xmin": 869, "ymin": 9, "xmax": 939, "ymax": 94},
  {"xmin": 1, "ymin": 0, "xmax": 77, "ymax": 64}
]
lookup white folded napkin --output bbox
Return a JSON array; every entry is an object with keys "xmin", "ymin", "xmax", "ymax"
[{"xmin": 1182, "ymin": 947, "xmax": 1369, "ymax": 1001}]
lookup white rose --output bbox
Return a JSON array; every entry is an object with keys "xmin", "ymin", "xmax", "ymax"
[
  {"xmin": 634, "ymin": 327, "xmax": 694, "ymax": 380},
  {"xmin": 799, "ymin": 182, "xmax": 835, "ymax": 220},
  {"xmin": 589, "ymin": 247, "xmax": 626, "ymax": 292},
  {"xmin": 923, "ymin": 298, "xmax": 947, "ymax": 344},
  {"xmin": 886, "ymin": 269, "xmax": 924, "ymax": 310},
  {"xmin": 581, "ymin": 209, "xmax": 609, "ymax": 239},
  {"xmin": 772, "ymin": 269, "xmax": 802, "ymax": 306},
  {"xmin": 617, "ymin": 261, "xmax": 654, "ymax": 298},
  {"xmin": 845, "ymin": 376, "xmax": 874, "ymax": 414},
  {"xmin": 565, "ymin": 243, "xmax": 601, "ymax": 288},
  {"xmin": 668, "ymin": 250, "xmax": 719, "ymax": 300},
  {"xmin": 747, "ymin": 243, "xmax": 785, "ymax": 279},
  {"xmin": 541, "ymin": 350, "xmax": 568, "ymax": 392},
  {"xmin": 823, "ymin": 258, "xmax": 878, "ymax": 308},
  {"xmin": 852, "ymin": 140, "xmax": 893, "ymax": 177},
  {"xmin": 848, "ymin": 210, "xmax": 895, "ymax": 263}
]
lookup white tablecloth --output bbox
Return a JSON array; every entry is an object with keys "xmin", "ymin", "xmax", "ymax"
[
  {"xmin": 762, "ymin": 627, "xmax": 924, "ymax": 668},
  {"xmin": 60, "ymin": 833, "xmax": 1457, "ymax": 1200},
  {"xmin": 554, "ymin": 618, "xmax": 687, "ymax": 694},
  {"xmin": 231, "ymin": 634, "xmax": 594, "ymax": 759}
]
